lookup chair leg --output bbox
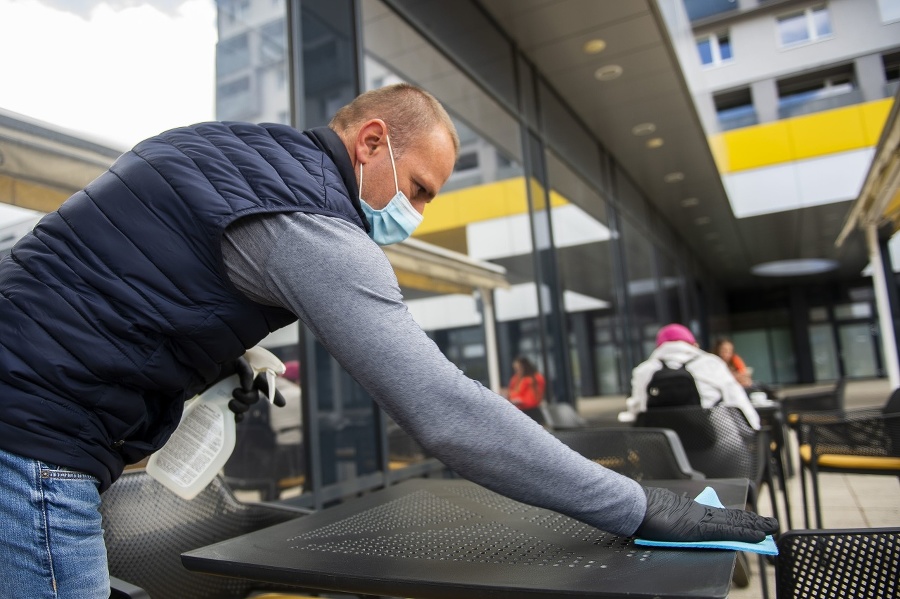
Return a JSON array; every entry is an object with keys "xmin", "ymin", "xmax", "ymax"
[
  {"xmin": 772, "ymin": 449, "xmax": 793, "ymax": 529},
  {"xmin": 757, "ymin": 553, "xmax": 770, "ymax": 599},
  {"xmin": 810, "ymin": 459, "xmax": 823, "ymax": 528},
  {"xmin": 779, "ymin": 462, "xmax": 793, "ymax": 530},
  {"xmin": 799, "ymin": 459, "xmax": 811, "ymax": 529},
  {"xmin": 764, "ymin": 458, "xmax": 782, "ymax": 528}
]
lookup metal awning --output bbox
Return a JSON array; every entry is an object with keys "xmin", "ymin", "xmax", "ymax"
[
  {"xmin": 384, "ymin": 237, "xmax": 508, "ymax": 294},
  {"xmin": 837, "ymin": 90, "xmax": 900, "ymax": 247},
  {"xmin": 836, "ymin": 90, "xmax": 900, "ymax": 389}
]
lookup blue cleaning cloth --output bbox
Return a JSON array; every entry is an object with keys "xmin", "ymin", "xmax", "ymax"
[{"xmin": 634, "ymin": 486, "xmax": 778, "ymax": 555}]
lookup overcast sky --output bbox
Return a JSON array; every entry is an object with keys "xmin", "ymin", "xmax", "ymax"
[{"xmin": 0, "ymin": 0, "xmax": 217, "ymax": 150}]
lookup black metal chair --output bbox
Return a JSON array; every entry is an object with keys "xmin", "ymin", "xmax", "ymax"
[
  {"xmin": 544, "ymin": 402, "xmax": 590, "ymax": 430},
  {"xmin": 101, "ymin": 469, "xmax": 317, "ymax": 599},
  {"xmin": 552, "ymin": 426, "xmax": 704, "ymax": 480},
  {"xmin": 795, "ymin": 406, "xmax": 900, "ymax": 528},
  {"xmin": 635, "ymin": 405, "xmax": 780, "ymax": 598},
  {"xmin": 634, "ymin": 405, "xmax": 778, "ymax": 515},
  {"xmin": 775, "ymin": 527, "xmax": 900, "ymax": 598},
  {"xmin": 780, "ymin": 378, "xmax": 846, "ymax": 434}
]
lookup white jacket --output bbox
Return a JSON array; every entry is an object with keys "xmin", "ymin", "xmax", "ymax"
[{"xmin": 626, "ymin": 341, "xmax": 761, "ymax": 430}]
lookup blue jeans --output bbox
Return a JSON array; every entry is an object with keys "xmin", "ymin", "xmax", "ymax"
[{"xmin": 0, "ymin": 447, "xmax": 109, "ymax": 599}]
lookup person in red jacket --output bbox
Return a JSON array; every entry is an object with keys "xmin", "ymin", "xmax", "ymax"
[
  {"xmin": 504, "ymin": 356, "xmax": 546, "ymax": 421},
  {"xmin": 714, "ymin": 338, "xmax": 753, "ymax": 388}
]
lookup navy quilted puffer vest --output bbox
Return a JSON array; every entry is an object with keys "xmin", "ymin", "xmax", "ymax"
[{"xmin": 0, "ymin": 123, "xmax": 364, "ymax": 491}]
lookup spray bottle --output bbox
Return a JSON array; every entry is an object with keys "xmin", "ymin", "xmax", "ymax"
[{"xmin": 146, "ymin": 346, "xmax": 285, "ymax": 500}]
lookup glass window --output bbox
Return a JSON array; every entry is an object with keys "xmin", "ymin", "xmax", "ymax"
[
  {"xmin": 777, "ymin": 5, "xmax": 832, "ymax": 47},
  {"xmin": 771, "ymin": 328, "xmax": 798, "ymax": 384},
  {"xmin": 615, "ymin": 165, "xmax": 651, "ymax": 223},
  {"xmin": 834, "ymin": 302, "xmax": 873, "ymax": 320},
  {"xmin": 696, "ymin": 32, "xmax": 733, "ymax": 66},
  {"xmin": 838, "ymin": 323, "xmax": 878, "ymax": 378},
  {"xmin": 808, "ymin": 323, "xmax": 840, "ymax": 381},
  {"xmin": 621, "ymin": 216, "xmax": 660, "ymax": 364},
  {"xmin": 546, "ymin": 150, "xmax": 621, "ymax": 396},
  {"xmin": 883, "ymin": 51, "xmax": 900, "ymax": 97},
  {"xmin": 697, "ymin": 37, "xmax": 714, "ymax": 65},
  {"xmin": 217, "ymin": 33, "xmax": 251, "ymax": 77},
  {"xmin": 361, "ymin": 0, "xmax": 530, "ymax": 444},
  {"xmin": 656, "ymin": 250, "xmax": 686, "ymax": 326},
  {"xmin": 714, "ymin": 87, "xmax": 757, "ymax": 130},
  {"xmin": 777, "ymin": 64, "xmax": 857, "ymax": 118},
  {"xmin": 879, "ymin": 0, "xmax": 900, "ymax": 23},
  {"xmin": 684, "ymin": 0, "xmax": 739, "ymax": 22},
  {"xmin": 385, "ymin": 0, "xmax": 518, "ymax": 113},
  {"xmin": 808, "ymin": 307, "xmax": 829, "ymax": 322},
  {"xmin": 539, "ymin": 81, "xmax": 607, "ymax": 193}
]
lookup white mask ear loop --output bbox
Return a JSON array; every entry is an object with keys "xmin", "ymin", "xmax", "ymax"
[
  {"xmin": 385, "ymin": 134, "xmax": 400, "ymax": 194},
  {"xmin": 358, "ymin": 163, "xmax": 364, "ymax": 200}
]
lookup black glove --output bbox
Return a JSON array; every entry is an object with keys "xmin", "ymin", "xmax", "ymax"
[
  {"xmin": 225, "ymin": 357, "xmax": 287, "ymax": 422},
  {"xmin": 635, "ymin": 486, "xmax": 779, "ymax": 543}
]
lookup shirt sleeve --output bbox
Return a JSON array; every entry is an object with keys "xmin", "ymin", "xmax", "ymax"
[
  {"xmin": 222, "ymin": 211, "xmax": 647, "ymax": 535},
  {"xmin": 626, "ymin": 361, "xmax": 654, "ymax": 415}
]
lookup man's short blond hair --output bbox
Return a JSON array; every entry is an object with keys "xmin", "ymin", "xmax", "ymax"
[{"xmin": 329, "ymin": 83, "xmax": 459, "ymax": 158}]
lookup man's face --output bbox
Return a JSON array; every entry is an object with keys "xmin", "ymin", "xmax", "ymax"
[{"xmin": 359, "ymin": 123, "xmax": 456, "ymax": 214}]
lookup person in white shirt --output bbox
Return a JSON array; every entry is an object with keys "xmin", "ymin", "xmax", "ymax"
[{"xmin": 626, "ymin": 323, "xmax": 761, "ymax": 429}]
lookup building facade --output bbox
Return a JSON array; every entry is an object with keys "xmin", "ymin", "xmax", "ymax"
[{"xmin": 663, "ymin": 0, "xmax": 900, "ymax": 384}]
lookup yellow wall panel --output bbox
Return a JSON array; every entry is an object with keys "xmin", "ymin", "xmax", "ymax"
[
  {"xmin": 417, "ymin": 177, "xmax": 529, "ymax": 235},
  {"xmin": 787, "ymin": 105, "xmax": 871, "ymax": 157},
  {"xmin": 710, "ymin": 98, "xmax": 894, "ymax": 174},
  {"xmin": 0, "ymin": 174, "xmax": 69, "ymax": 212},
  {"xmin": 860, "ymin": 100, "xmax": 894, "ymax": 144},
  {"xmin": 416, "ymin": 177, "xmax": 569, "ymax": 235},
  {"xmin": 714, "ymin": 122, "xmax": 794, "ymax": 172}
]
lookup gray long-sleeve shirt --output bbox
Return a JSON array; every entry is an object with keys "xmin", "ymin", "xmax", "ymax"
[{"xmin": 222, "ymin": 211, "xmax": 646, "ymax": 535}]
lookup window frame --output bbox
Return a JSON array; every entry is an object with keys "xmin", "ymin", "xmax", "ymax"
[
  {"xmin": 877, "ymin": 0, "xmax": 900, "ymax": 24},
  {"xmin": 776, "ymin": 4, "xmax": 833, "ymax": 48},
  {"xmin": 695, "ymin": 31, "xmax": 733, "ymax": 67}
]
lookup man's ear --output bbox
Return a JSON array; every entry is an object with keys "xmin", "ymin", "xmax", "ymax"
[{"xmin": 354, "ymin": 119, "xmax": 387, "ymax": 166}]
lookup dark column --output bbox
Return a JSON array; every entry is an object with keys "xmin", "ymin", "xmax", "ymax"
[{"xmin": 789, "ymin": 285, "xmax": 814, "ymax": 383}]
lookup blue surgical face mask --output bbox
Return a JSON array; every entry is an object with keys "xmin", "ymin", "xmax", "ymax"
[{"xmin": 359, "ymin": 135, "xmax": 423, "ymax": 246}]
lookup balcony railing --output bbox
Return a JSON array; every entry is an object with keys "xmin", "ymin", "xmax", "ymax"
[{"xmin": 777, "ymin": 89, "xmax": 863, "ymax": 119}]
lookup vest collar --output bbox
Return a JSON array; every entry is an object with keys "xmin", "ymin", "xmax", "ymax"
[{"xmin": 305, "ymin": 127, "xmax": 368, "ymax": 232}]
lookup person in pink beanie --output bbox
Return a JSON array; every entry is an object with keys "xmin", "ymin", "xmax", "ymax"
[{"xmin": 626, "ymin": 323, "xmax": 760, "ymax": 428}]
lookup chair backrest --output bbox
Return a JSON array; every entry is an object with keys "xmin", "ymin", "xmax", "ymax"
[
  {"xmin": 782, "ymin": 379, "xmax": 846, "ymax": 416},
  {"xmin": 635, "ymin": 405, "xmax": 764, "ymax": 484},
  {"xmin": 883, "ymin": 387, "xmax": 900, "ymax": 415},
  {"xmin": 552, "ymin": 427, "xmax": 701, "ymax": 480},
  {"xmin": 101, "ymin": 469, "xmax": 307, "ymax": 599},
  {"xmin": 544, "ymin": 402, "xmax": 590, "ymax": 430},
  {"xmin": 775, "ymin": 527, "xmax": 900, "ymax": 598}
]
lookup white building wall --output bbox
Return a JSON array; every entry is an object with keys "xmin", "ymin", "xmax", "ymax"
[{"xmin": 689, "ymin": 0, "xmax": 900, "ymax": 94}]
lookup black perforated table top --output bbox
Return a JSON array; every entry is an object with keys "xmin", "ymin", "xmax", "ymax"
[{"xmin": 182, "ymin": 478, "xmax": 747, "ymax": 599}]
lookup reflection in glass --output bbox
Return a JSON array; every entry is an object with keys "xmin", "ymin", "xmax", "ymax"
[
  {"xmin": 216, "ymin": 1, "xmax": 289, "ymax": 123},
  {"xmin": 656, "ymin": 250, "xmax": 686, "ymax": 326},
  {"xmin": 544, "ymin": 150, "xmax": 621, "ymax": 396},
  {"xmin": 809, "ymin": 323, "xmax": 840, "ymax": 381},
  {"xmin": 838, "ymin": 323, "xmax": 878, "ymax": 378},
  {"xmin": 212, "ymin": 0, "xmax": 305, "ymax": 500},
  {"xmin": 361, "ymin": 0, "xmax": 529, "ymax": 466},
  {"xmin": 621, "ymin": 216, "xmax": 659, "ymax": 363}
]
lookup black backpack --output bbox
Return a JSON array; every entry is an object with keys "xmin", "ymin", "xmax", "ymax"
[{"xmin": 646, "ymin": 357, "xmax": 702, "ymax": 408}]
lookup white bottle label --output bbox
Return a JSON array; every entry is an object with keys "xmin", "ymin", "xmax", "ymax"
[
  {"xmin": 150, "ymin": 402, "xmax": 225, "ymax": 488},
  {"xmin": 146, "ymin": 346, "xmax": 283, "ymax": 499}
]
